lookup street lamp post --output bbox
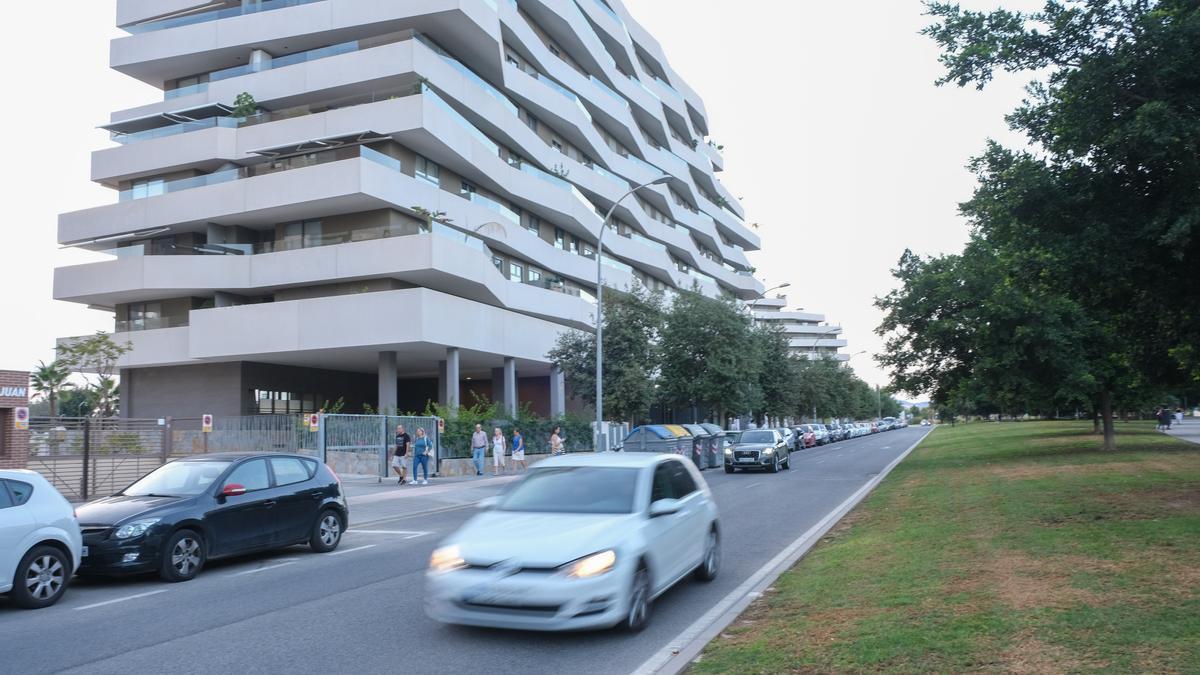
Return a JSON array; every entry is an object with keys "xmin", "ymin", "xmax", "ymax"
[{"xmin": 596, "ymin": 175, "xmax": 671, "ymax": 450}]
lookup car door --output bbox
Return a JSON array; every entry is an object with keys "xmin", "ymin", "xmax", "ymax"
[
  {"xmin": 205, "ymin": 459, "xmax": 275, "ymax": 556},
  {"xmin": 0, "ymin": 480, "xmax": 31, "ymax": 592},
  {"xmin": 642, "ymin": 462, "xmax": 690, "ymax": 589},
  {"xmin": 267, "ymin": 457, "xmax": 321, "ymax": 546},
  {"xmin": 665, "ymin": 460, "xmax": 708, "ymax": 568}
]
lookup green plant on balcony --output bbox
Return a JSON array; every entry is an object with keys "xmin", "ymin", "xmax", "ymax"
[
  {"xmin": 232, "ymin": 92, "xmax": 258, "ymax": 118},
  {"xmin": 551, "ymin": 163, "xmax": 570, "ymax": 179}
]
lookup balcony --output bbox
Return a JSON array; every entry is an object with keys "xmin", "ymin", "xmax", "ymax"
[{"xmin": 124, "ymin": 0, "xmax": 325, "ymax": 34}]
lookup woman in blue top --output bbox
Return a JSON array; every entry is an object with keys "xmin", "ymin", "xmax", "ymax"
[
  {"xmin": 511, "ymin": 428, "xmax": 527, "ymax": 473},
  {"xmin": 411, "ymin": 427, "xmax": 432, "ymax": 485}
]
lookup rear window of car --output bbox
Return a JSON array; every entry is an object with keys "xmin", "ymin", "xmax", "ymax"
[
  {"xmin": 270, "ymin": 457, "xmax": 312, "ymax": 486},
  {"xmin": 5, "ymin": 480, "xmax": 33, "ymax": 506},
  {"xmin": 0, "ymin": 481, "xmax": 14, "ymax": 509}
]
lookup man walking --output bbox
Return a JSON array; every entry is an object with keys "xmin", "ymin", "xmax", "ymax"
[
  {"xmin": 392, "ymin": 424, "xmax": 411, "ymax": 485},
  {"xmin": 471, "ymin": 424, "xmax": 488, "ymax": 476}
]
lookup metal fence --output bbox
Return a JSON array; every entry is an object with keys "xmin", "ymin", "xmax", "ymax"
[
  {"xmin": 27, "ymin": 417, "xmax": 169, "ymax": 501},
  {"xmin": 321, "ymin": 414, "xmax": 440, "ymax": 479}
]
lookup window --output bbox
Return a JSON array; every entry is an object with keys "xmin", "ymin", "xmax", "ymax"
[
  {"xmin": 551, "ymin": 139, "xmax": 564, "ymax": 153},
  {"xmin": 528, "ymin": 268, "xmax": 542, "ymax": 283},
  {"xmin": 554, "ymin": 228, "xmax": 566, "ymax": 251},
  {"xmin": 460, "ymin": 180, "xmax": 477, "ymax": 196},
  {"xmin": 496, "ymin": 467, "xmax": 638, "ymax": 514},
  {"xmin": 509, "ymin": 262, "xmax": 523, "ymax": 283},
  {"xmin": 127, "ymin": 302, "xmax": 163, "ymax": 331},
  {"xmin": 270, "ymin": 457, "xmax": 312, "ymax": 487},
  {"xmin": 415, "ymin": 154, "xmax": 440, "ymax": 186},
  {"xmin": 130, "ymin": 178, "xmax": 165, "ymax": 200},
  {"xmin": 224, "ymin": 459, "xmax": 270, "ymax": 492},
  {"xmin": 5, "ymin": 480, "xmax": 33, "ymax": 507},
  {"xmin": 0, "ymin": 481, "xmax": 14, "ymax": 509},
  {"xmin": 650, "ymin": 464, "xmax": 674, "ymax": 502},
  {"xmin": 524, "ymin": 212, "xmax": 541, "ymax": 236},
  {"xmin": 667, "ymin": 461, "xmax": 697, "ymax": 498},
  {"xmin": 124, "ymin": 460, "xmax": 231, "ymax": 497},
  {"xmin": 492, "ymin": 256, "xmax": 504, "ymax": 272},
  {"xmin": 282, "ymin": 219, "xmax": 322, "ymax": 250}
]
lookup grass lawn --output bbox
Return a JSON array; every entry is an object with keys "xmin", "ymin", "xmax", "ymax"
[{"xmin": 693, "ymin": 422, "xmax": 1200, "ymax": 674}]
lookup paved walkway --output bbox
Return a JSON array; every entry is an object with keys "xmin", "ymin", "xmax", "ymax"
[{"xmin": 1164, "ymin": 417, "xmax": 1200, "ymax": 446}]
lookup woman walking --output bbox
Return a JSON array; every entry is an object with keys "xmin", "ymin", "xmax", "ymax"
[
  {"xmin": 491, "ymin": 427, "xmax": 507, "ymax": 475},
  {"xmin": 511, "ymin": 428, "xmax": 527, "ymax": 473},
  {"xmin": 550, "ymin": 425, "xmax": 564, "ymax": 456},
  {"xmin": 411, "ymin": 427, "xmax": 432, "ymax": 485}
]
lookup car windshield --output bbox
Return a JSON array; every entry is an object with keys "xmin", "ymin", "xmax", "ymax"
[
  {"xmin": 497, "ymin": 467, "xmax": 639, "ymax": 514},
  {"xmin": 740, "ymin": 431, "xmax": 775, "ymax": 444},
  {"xmin": 123, "ymin": 460, "xmax": 232, "ymax": 497}
]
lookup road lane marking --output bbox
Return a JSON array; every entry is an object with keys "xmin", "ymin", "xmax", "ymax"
[
  {"xmin": 632, "ymin": 429, "xmax": 936, "ymax": 675},
  {"xmin": 744, "ymin": 482, "xmax": 762, "ymax": 489},
  {"xmin": 330, "ymin": 544, "xmax": 377, "ymax": 556},
  {"xmin": 230, "ymin": 560, "xmax": 298, "ymax": 577},
  {"xmin": 75, "ymin": 589, "xmax": 168, "ymax": 611},
  {"xmin": 348, "ymin": 530, "xmax": 432, "ymax": 539},
  {"xmin": 349, "ymin": 503, "xmax": 476, "ymax": 528}
]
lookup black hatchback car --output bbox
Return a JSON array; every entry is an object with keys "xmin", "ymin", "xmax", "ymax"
[{"xmin": 75, "ymin": 453, "xmax": 348, "ymax": 582}]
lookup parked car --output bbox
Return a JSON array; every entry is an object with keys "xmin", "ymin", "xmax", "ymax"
[
  {"xmin": 794, "ymin": 425, "xmax": 818, "ymax": 449},
  {"xmin": 425, "ymin": 452, "xmax": 720, "ymax": 632},
  {"xmin": 0, "ymin": 470, "xmax": 82, "ymax": 609},
  {"xmin": 811, "ymin": 424, "xmax": 831, "ymax": 445},
  {"xmin": 921, "ymin": 419, "xmax": 931, "ymax": 426},
  {"xmin": 777, "ymin": 428, "xmax": 796, "ymax": 452},
  {"xmin": 726, "ymin": 429, "xmax": 791, "ymax": 473},
  {"xmin": 74, "ymin": 453, "xmax": 348, "ymax": 582},
  {"xmin": 826, "ymin": 423, "xmax": 845, "ymax": 442}
]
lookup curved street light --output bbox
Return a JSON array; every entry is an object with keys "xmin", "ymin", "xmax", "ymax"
[{"xmin": 595, "ymin": 175, "xmax": 672, "ymax": 448}]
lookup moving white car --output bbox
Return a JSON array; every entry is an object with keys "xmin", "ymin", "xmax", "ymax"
[
  {"xmin": 1, "ymin": 470, "xmax": 82, "ymax": 609},
  {"xmin": 426, "ymin": 452, "xmax": 720, "ymax": 632}
]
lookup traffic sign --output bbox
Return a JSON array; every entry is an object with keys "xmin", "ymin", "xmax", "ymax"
[
  {"xmin": 14, "ymin": 406, "xmax": 29, "ymax": 431},
  {"xmin": 308, "ymin": 413, "xmax": 320, "ymax": 432},
  {"xmin": 202, "ymin": 414, "xmax": 213, "ymax": 433},
  {"xmin": 437, "ymin": 418, "xmax": 445, "ymax": 433}
]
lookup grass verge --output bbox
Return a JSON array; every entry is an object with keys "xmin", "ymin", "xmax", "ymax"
[{"xmin": 693, "ymin": 422, "xmax": 1199, "ymax": 674}]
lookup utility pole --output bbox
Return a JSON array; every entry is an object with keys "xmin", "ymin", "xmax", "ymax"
[{"xmin": 876, "ymin": 384, "xmax": 882, "ymax": 420}]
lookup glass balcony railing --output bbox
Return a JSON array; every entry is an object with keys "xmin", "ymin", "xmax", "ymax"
[
  {"xmin": 115, "ymin": 316, "xmax": 190, "ymax": 332},
  {"xmin": 112, "ymin": 116, "xmax": 239, "ymax": 144},
  {"xmin": 119, "ymin": 168, "xmax": 241, "ymax": 202},
  {"xmin": 425, "ymin": 88, "xmax": 501, "ymax": 156},
  {"xmin": 165, "ymin": 82, "xmax": 209, "ymax": 100},
  {"xmin": 590, "ymin": 163, "xmax": 628, "ymax": 188},
  {"xmin": 415, "ymin": 35, "xmax": 519, "ymax": 115},
  {"xmin": 589, "ymin": 75, "xmax": 627, "ymax": 106},
  {"xmin": 628, "ymin": 231, "xmax": 667, "ymax": 253},
  {"xmin": 465, "ymin": 192, "xmax": 520, "ymax": 226},
  {"xmin": 126, "ymin": 0, "xmax": 325, "ymax": 34},
  {"xmin": 589, "ymin": 0, "xmax": 621, "ymax": 22}
]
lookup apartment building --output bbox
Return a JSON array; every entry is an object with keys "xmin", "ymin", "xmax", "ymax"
[
  {"xmin": 752, "ymin": 296, "xmax": 849, "ymax": 361},
  {"xmin": 54, "ymin": 0, "xmax": 763, "ymax": 418}
]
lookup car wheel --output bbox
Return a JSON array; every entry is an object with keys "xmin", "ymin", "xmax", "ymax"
[
  {"xmin": 769, "ymin": 455, "xmax": 779, "ymax": 473},
  {"xmin": 724, "ymin": 464, "xmax": 734, "ymax": 474},
  {"xmin": 694, "ymin": 528, "xmax": 720, "ymax": 582},
  {"xmin": 310, "ymin": 509, "xmax": 344, "ymax": 553},
  {"xmin": 159, "ymin": 529, "xmax": 205, "ymax": 582},
  {"xmin": 12, "ymin": 546, "xmax": 71, "ymax": 609},
  {"xmin": 624, "ymin": 567, "xmax": 652, "ymax": 632},
  {"xmin": 784, "ymin": 455, "xmax": 792, "ymax": 470}
]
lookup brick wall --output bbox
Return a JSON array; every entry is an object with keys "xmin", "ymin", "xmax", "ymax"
[{"xmin": 0, "ymin": 370, "xmax": 30, "ymax": 470}]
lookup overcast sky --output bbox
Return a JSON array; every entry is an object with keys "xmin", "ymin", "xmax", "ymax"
[{"xmin": 0, "ymin": 0, "xmax": 1038, "ymax": 393}]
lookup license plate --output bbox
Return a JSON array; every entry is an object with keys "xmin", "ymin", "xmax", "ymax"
[
  {"xmin": 738, "ymin": 457, "xmax": 755, "ymax": 463},
  {"xmin": 81, "ymin": 546, "xmax": 89, "ymax": 558},
  {"xmin": 465, "ymin": 590, "xmax": 525, "ymax": 605}
]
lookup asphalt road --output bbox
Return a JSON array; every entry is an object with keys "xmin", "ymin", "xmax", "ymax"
[{"xmin": 0, "ymin": 427, "xmax": 930, "ymax": 675}]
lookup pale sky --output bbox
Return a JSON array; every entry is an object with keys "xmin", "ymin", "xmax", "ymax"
[{"xmin": 0, "ymin": 0, "xmax": 1036, "ymax": 391}]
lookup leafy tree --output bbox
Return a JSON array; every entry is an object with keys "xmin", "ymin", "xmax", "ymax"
[
  {"xmin": 30, "ymin": 360, "xmax": 71, "ymax": 417},
  {"xmin": 232, "ymin": 92, "xmax": 258, "ymax": 118},
  {"xmin": 57, "ymin": 332, "xmax": 132, "ymax": 419},
  {"xmin": 547, "ymin": 285, "xmax": 663, "ymax": 423},
  {"xmin": 749, "ymin": 323, "xmax": 798, "ymax": 422},
  {"xmin": 57, "ymin": 388, "xmax": 94, "ymax": 418}
]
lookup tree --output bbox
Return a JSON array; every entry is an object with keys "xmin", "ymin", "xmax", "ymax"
[
  {"xmin": 886, "ymin": 0, "xmax": 1200, "ymax": 449},
  {"xmin": 232, "ymin": 92, "xmax": 258, "ymax": 118},
  {"xmin": 659, "ymin": 291, "xmax": 759, "ymax": 424},
  {"xmin": 30, "ymin": 360, "xmax": 71, "ymax": 417},
  {"xmin": 548, "ymin": 285, "xmax": 663, "ymax": 424},
  {"xmin": 58, "ymin": 332, "xmax": 132, "ymax": 418},
  {"xmin": 749, "ymin": 323, "xmax": 798, "ymax": 423}
]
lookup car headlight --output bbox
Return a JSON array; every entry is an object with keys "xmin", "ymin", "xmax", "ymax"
[
  {"xmin": 724, "ymin": 448, "xmax": 732, "ymax": 455},
  {"xmin": 763, "ymin": 448, "xmax": 774, "ymax": 454},
  {"xmin": 114, "ymin": 518, "xmax": 161, "ymax": 539},
  {"xmin": 561, "ymin": 550, "xmax": 616, "ymax": 579},
  {"xmin": 429, "ymin": 545, "xmax": 467, "ymax": 574}
]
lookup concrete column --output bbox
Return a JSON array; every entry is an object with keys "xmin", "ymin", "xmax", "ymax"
[
  {"xmin": 503, "ymin": 358, "xmax": 517, "ymax": 417},
  {"xmin": 550, "ymin": 366, "xmax": 566, "ymax": 417},
  {"xmin": 249, "ymin": 48, "xmax": 272, "ymax": 73},
  {"xmin": 437, "ymin": 360, "xmax": 448, "ymax": 406},
  {"xmin": 445, "ymin": 348, "xmax": 460, "ymax": 409},
  {"xmin": 377, "ymin": 352, "xmax": 397, "ymax": 414},
  {"xmin": 119, "ymin": 368, "xmax": 133, "ymax": 418}
]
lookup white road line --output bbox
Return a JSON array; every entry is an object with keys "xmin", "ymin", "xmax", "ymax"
[
  {"xmin": 75, "ymin": 589, "xmax": 169, "ymax": 611},
  {"xmin": 330, "ymin": 544, "xmax": 377, "ymax": 556},
  {"xmin": 631, "ymin": 429, "xmax": 935, "ymax": 675},
  {"xmin": 743, "ymin": 482, "xmax": 762, "ymax": 489},
  {"xmin": 230, "ymin": 560, "xmax": 298, "ymax": 577},
  {"xmin": 348, "ymin": 530, "xmax": 432, "ymax": 539}
]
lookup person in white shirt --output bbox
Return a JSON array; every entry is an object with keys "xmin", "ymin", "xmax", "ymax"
[{"xmin": 491, "ymin": 427, "xmax": 507, "ymax": 475}]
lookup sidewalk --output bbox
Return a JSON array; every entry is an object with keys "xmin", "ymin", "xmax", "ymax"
[
  {"xmin": 1164, "ymin": 417, "xmax": 1200, "ymax": 446},
  {"xmin": 339, "ymin": 471, "xmax": 526, "ymax": 526}
]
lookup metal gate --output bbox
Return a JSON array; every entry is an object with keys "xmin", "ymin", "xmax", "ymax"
[
  {"xmin": 26, "ymin": 417, "xmax": 168, "ymax": 501},
  {"xmin": 321, "ymin": 414, "xmax": 440, "ymax": 479},
  {"xmin": 170, "ymin": 416, "xmax": 318, "ymax": 458}
]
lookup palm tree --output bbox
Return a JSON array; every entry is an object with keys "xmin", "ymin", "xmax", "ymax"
[
  {"xmin": 88, "ymin": 376, "xmax": 120, "ymax": 418},
  {"xmin": 30, "ymin": 360, "xmax": 70, "ymax": 417}
]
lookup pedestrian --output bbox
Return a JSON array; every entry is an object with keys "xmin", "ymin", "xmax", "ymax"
[
  {"xmin": 471, "ymin": 424, "xmax": 488, "ymax": 476},
  {"xmin": 1154, "ymin": 407, "xmax": 1164, "ymax": 431},
  {"xmin": 411, "ymin": 427, "xmax": 432, "ymax": 485},
  {"xmin": 511, "ymin": 428, "xmax": 527, "ymax": 473},
  {"xmin": 491, "ymin": 427, "xmax": 507, "ymax": 475},
  {"xmin": 1177, "ymin": 407, "xmax": 1185, "ymax": 427},
  {"xmin": 1164, "ymin": 407, "xmax": 1173, "ymax": 430},
  {"xmin": 550, "ymin": 425, "xmax": 564, "ymax": 456},
  {"xmin": 392, "ymin": 424, "xmax": 411, "ymax": 485}
]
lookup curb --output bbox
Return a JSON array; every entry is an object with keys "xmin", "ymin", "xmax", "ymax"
[{"xmin": 632, "ymin": 428, "xmax": 937, "ymax": 675}]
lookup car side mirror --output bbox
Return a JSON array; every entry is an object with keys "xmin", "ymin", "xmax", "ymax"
[
  {"xmin": 477, "ymin": 496, "xmax": 499, "ymax": 509},
  {"xmin": 221, "ymin": 483, "xmax": 247, "ymax": 498},
  {"xmin": 649, "ymin": 498, "xmax": 681, "ymax": 518}
]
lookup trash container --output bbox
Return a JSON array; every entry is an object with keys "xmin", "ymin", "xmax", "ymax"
[
  {"xmin": 623, "ymin": 425, "xmax": 686, "ymax": 455},
  {"xmin": 700, "ymin": 423, "xmax": 725, "ymax": 469},
  {"xmin": 681, "ymin": 424, "xmax": 712, "ymax": 469}
]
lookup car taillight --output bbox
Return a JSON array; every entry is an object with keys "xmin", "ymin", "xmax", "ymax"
[{"xmin": 326, "ymin": 464, "xmax": 342, "ymax": 485}]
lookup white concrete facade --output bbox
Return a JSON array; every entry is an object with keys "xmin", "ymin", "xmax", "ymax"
[
  {"xmin": 752, "ymin": 296, "xmax": 849, "ymax": 362},
  {"xmin": 55, "ymin": 0, "xmax": 764, "ymax": 417}
]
